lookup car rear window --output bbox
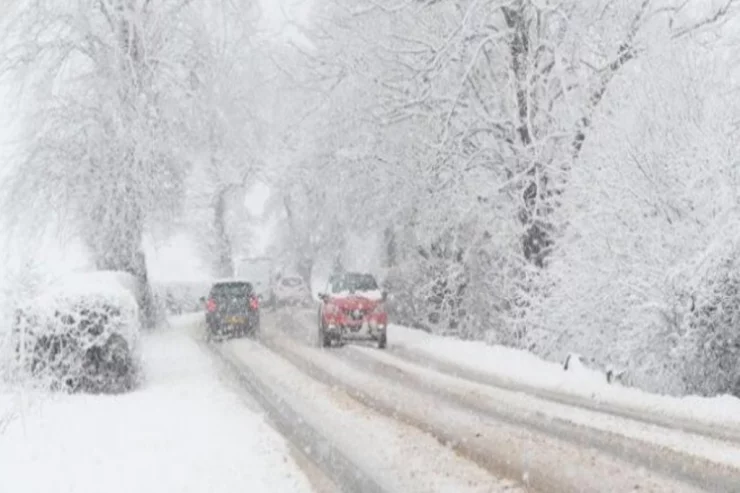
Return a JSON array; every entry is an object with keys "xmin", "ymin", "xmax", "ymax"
[
  {"xmin": 210, "ymin": 282, "xmax": 253, "ymax": 298},
  {"xmin": 331, "ymin": 273, "xmax": 378, "ymax": 292}
]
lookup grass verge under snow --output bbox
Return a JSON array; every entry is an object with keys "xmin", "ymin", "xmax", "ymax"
[
  {"xmin": 0, "ymin": 316, "xmax": 312, "ymax": 493},
  {"xmin": 389, "ymin": 324, "xmax": 740, "ymax": 431}
]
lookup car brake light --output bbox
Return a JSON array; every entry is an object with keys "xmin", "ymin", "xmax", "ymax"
[
  {"xmin": 249, "ymin": 296, "xmax": 259, "ymax": 310},
  {"xmin": 206, "ymin": 298, "xmax": 217, "ymax": 312}
]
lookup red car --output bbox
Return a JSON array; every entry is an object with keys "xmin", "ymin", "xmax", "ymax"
[{"xmin": 317, "ymin": 272, "xmax": 388, "ymax": 348}]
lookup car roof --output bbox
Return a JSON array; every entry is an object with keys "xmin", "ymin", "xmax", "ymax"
[
  {"xmin": 331, "ymin": 271, "xmax": 375, "ymax": 279},
  {"xmin": 210, "ymin": 279, "xmax": 254, "ymax": 287}
]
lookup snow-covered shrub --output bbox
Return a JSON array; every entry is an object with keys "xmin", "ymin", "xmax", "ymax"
[
  {"xmin": 383, "ymin": 264, "xmax": 431, "ymax": 332},
  {"xmin": 562, "ymin": 352, "xmax": 631, "ymax": 386},
  {"xmin": 529, "ymin": 42, "xmax": 740, "ymax": 395},
  {"xmin": 676, "ymin": 243, "xmax": 740, "ymax": 397},
  {"xmin": 10, "ymin": 271, "xmax": 142, "ymax": 394},
  {"xmin": 0, "ymin": 257, "xmax": 49, "ymax": 380},
  {"xmin": 393, "ymin": 259, "xmax": 467, "ymax": 335}
]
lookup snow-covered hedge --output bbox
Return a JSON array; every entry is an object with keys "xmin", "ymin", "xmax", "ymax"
[
  {"xmin": 674, "ymin": 241, "xmax": 740, "ymax": 397},
  {"xmin": 527, "ymin": 43, "xmax": 740, "ymax": 396},
  {"xmin": 10, "ymin": 271, "xmax": 142, "ymax": 393}
]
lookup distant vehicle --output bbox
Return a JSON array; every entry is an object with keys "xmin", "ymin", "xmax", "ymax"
[
  {"xmin": 203, "ymin": 280, "xmax": 260, "ymax": 340},
  {"xmin": 235, "ymin": 256, "xmax": 275, "ymax": 307},
  {"xmin": 11, "ymin": 270, "xmax": 141, "ymax": 394},
  {"xmin": 317, "ymin": 271, "xmax": 388, "ymax": 349},
  {"xmin": 274, "ymin": 275, "xmax": 311, "ymax": 307}
]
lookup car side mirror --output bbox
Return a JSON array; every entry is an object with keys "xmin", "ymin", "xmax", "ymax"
[
  {"xmin": 381, "ymin": 290, "xmax": 388, "ymax": 301},
  {"xmin": 318, "ymin": 293, "xmax": 328, "ymax": 302},
  {"xmin": 199, "ymin": 296, "xmax": 206, "ymax": 304}
]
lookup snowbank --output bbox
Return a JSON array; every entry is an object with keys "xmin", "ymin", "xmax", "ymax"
[
  {"xmin": 389, "ymin": 324, "xmax": 740, "ymax": 430},
  {"xmin": 0, "ymin": 321, "xmax": 312, "ymax": 493}
]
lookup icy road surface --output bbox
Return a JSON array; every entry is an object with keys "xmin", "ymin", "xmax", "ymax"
[
  {"xmin": 0, "ymin": 321, "xmax": 313, "ymax": 493},
  {"xmin": 270, "ymin": 307, "xmax": 740, "ymax": 492}
]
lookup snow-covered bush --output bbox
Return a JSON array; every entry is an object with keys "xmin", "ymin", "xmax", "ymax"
[
  {"xmin": 0, "ymin": 257, "xmax": 48, "ymax": 381},
  {"xmin": 676, "ymin": 242, "xmax": 740, "ymax": 397},
  {"xmin": 10, "ymin": 271, "xmax": 142, "ymax": 394},
  {"xmin": 530, "ymin": 41, "xmax": 740, "ymax": 395}
]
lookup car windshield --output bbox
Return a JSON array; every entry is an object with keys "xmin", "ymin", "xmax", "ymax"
[{"xmin": 331, "ymin": 273, "xmax": 378, "ymax": 293}]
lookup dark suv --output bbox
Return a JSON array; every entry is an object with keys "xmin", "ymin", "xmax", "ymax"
[{"xmin": 204, "ymin": 280, "xmax": 260, "ymax": 340}]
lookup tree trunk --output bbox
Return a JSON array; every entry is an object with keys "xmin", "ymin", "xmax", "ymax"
[
  {"xmin": 91, "ymin": 235, "xmax": 156, "ymax": 330},
  {"xmin": 212, "ymin": 189, "xmax": 234, "ymax": 278},
  {"xmin": 297, "ymin": 258, "xmax": 314, "ymax": 291},
  {"xmin": 502, "ymin": 3, "xmax": 641, "ymax": 268},
  {"xmin": 383, "ymin": 226, "xmax": 397, "ymax": 268},
  {"xmin": 283, "ymin": 194, "xmax": 315, "ymax": 287},
  {"xmin": 85, "ymin": 1, "xmax": 158, "ymax": 328}
]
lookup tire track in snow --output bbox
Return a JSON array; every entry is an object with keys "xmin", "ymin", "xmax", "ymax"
[
  {"xmin": 334, "ymin": 343, "xmax": 740, "ymax": 493},
  {"xmin": 261, "ymin": 324, "xmax": 707, "ymax": 493},
  {"xmin": 206, "ymin": 335, "xmax": 523, "ymax": 493},
  {"xmin": 285, "ymin": 306, "xmax": 740, "ymax": 451},
  {"xmin": 196, "ymin": 335, "xmax": 387, "ymax": 493},
  {"xmin": 388, "ymin": 343, "xmax": 740, "ymax": 445}
]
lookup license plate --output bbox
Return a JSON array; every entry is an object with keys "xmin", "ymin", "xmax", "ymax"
[{"xmin": 227, "ymin": 316, "xmax": 245, "ymax": 324}]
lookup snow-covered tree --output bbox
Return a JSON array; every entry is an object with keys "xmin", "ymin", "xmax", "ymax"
[
  {"xmin": 268, "ymin": 0, "xmax": 740, "ymax": 361},
  {"xmin": 0, "ymin": 0, "xmax": 212, "ymax": 325},
  {"xmin": 182, "ymin": 1, "xmax": 268, "ymax": 278},
  {"xmin": 533, "ymin": 33, "xmax": 740, "ymax": 394}
]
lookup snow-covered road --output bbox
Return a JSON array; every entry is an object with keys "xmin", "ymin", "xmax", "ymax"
[
  {"xmin": 0, "ymin": 318, "xmax": 313, "ymax": 493},
  {"xmin": 267, "ymin": 307, "xmax": 740, "ymax": 492},
  {"xmin": 217, "ymin": 339, "xmax": 522, "ymax": 493},
  {"xmin": 5, "ymin": 308, "xmax": 740, "ymax": 493}
]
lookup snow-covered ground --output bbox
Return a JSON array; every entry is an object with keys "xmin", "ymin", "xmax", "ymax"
[
  {"xmin": 267, "ymin": 313, "xmax": 714, "ymax": 492},
  {"xmin": 345, "ymin": 343, "xmax": 740, "ymax": 471},
  {"xmin": 218, "ymin": 331, "xmax": 526, "ymax": 493},
  {"xmin": 387, "ymin": 323, "xmax": 740, "ymax": 431},
  {"xmin": 0, "ymin": 315, "xmax": 313, "ymax": 493}
]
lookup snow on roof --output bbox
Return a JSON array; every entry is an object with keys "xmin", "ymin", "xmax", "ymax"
[{"xmin": 211, "ymin": 278, "xmax": 255, "ymax": 285}]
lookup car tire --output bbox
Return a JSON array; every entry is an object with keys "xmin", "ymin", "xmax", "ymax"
[
  {"xmin": 377, "ymin": 332, "xmax": 387, "ymax": 350},
  {"xmin": 318, "ymin": 322, "xmax": 331, "ymax": 348},
  {"xmin": 207, "ymin": 321, "xmax": 221, "ymax": 342}
]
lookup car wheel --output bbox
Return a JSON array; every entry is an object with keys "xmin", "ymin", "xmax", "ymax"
[
  {"xmin": 377, "ymin": 332, "xmax": 387, "ymax": 350},
  {"xmin": 250, "ymin": 319, "xmax": 261, "ymax": 339},
  {"xmin": 205, "ymin": 322, "xmax": 217, "ymax": 342},
  {"xmin": 318, "ymin": 322, "xmax": 331, "ymax": 348}
]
